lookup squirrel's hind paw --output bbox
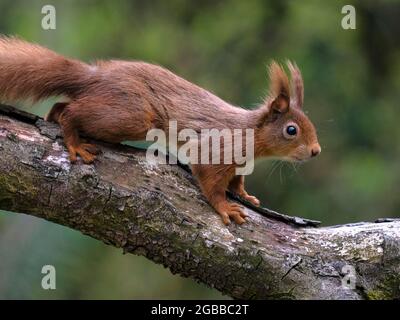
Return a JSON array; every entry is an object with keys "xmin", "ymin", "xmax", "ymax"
[
  {"xmin": 81, "ymin": 143, "xmax": 101, "ymax": 155},
  {"xmin": 67, "ymin": 144, "xmax": 98, "ymax": 164}
]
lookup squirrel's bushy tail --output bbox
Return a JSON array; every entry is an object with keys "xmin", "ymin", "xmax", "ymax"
[{"xmin": 0, "ymin": 36, "xmax": 95, "ymax": 103}]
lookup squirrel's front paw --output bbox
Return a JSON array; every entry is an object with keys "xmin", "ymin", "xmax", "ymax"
[
  {"xmin": 242, "ymin": 194, "xmax": 260, "ymax": 207},
  {"xmin": 216, "ymin": 202, "xmax": 248, "ymax": 225}
]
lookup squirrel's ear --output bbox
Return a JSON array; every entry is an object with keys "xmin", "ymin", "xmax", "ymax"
[
  {"xmin": 287, "ymin": 61, "xmax": 304, "ymax": 108},
  {"xmin": 257, "ymin": 62, "xmax": 291, "ymax": 127},
  {"xmin": 270, "ymin": 93, "xmax": 289, "ymax": 114},
  {"xmin": 266, "ymin": 61, "xmax": 290, "ymax": 114}
]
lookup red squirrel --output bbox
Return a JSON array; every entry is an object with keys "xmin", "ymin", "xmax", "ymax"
[{"xmin": 0, "ymin": 36, "xmax": 321, "ymax": 225}]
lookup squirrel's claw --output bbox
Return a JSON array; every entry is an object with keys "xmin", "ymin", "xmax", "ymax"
[
  {"xmin": 67, "ymin": 144, "xmax": 98, "ymax": 164},
  {"xmin": 217, "ymin": 202, "xmax": 248, "ymax": 225},
  {"xmin": 243, "ymin": 194, "xmax": 260, "ymax": 207}
]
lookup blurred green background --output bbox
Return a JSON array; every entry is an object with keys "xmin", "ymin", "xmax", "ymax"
[{"xmin": 0, "ymin": 0, "xmax": 399, "ymax": 299}]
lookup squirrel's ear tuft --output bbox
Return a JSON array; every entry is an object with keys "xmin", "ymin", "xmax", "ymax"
[
  {"xmin": 287, "ymin": 60, "xmax": 304, "ymax": 108},
  {"xmin": 266, "ymin": 61, "xmax": 290, "ymax": 114}
]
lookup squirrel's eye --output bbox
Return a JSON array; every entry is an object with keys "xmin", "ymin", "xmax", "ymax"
[
  {"xmin": 283, "ymin": 123, "xmax": 299, "ymax": 139},
  {"xmin": 286, "ymin": 125, "xmax": 297, "ymax": 136}
]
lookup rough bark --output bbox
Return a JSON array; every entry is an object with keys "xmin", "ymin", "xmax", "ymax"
[{"xmin": 0, "ymin": 103, "xmax": 399, "ymax": 300}]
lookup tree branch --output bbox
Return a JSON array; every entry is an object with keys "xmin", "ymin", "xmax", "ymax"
[{"xmin": 0, "ymin": 103, "xmax": 399, "ymax": 300}]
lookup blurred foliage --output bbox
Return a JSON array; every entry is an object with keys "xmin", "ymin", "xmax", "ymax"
[{"xmin": 0, "ymin": 0, "xmax": 399, "ymax": 299}]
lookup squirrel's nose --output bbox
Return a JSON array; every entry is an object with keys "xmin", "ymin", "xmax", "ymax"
[{"xmin": 310, "ymin": 144, "xmax": 321, "ymax": 158}]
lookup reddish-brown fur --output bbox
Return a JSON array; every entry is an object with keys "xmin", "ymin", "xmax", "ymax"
[{"xmin": 0, "ymin": 36, "xmax": 321, "ymax": 225}]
